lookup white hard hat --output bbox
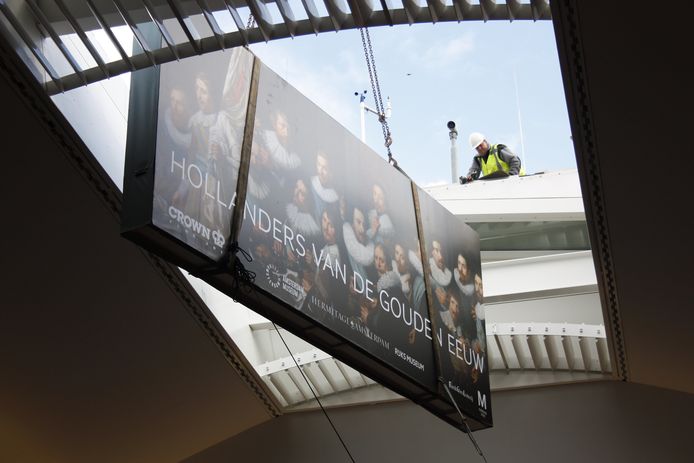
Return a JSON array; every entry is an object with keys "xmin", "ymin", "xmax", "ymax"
[{"xmin": 469, "ymin": 132, "xmax": 486, "ymax": 149}]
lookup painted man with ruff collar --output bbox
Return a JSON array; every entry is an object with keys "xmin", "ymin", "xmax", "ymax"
[
  {"xmin": 367, "ymin": 184, "xmax": 395, "ymax": 245},
  {"xmin": 318, "ymin": 207, "xmax": 342, "ymax": 270},
  {"xmin": 453, "ymin": 253, "xmax": 475, "ymax": 311},
  {"xmin": 315, "ymin": 206, "xmax": 350, "ymax": 322},
  {"xmin": 310, "ymin": 152, "xmax": 339, "ymax": 222},
  {"xmin": 248, "ymin": 109, "xmax": 299, "ymax": 204},
  {"xmin": 343, "ymin": 206, "xmax": 375, "ymax": 282},
  {"xmin": 394, "ymin": 244, "xmax": 426, "ymax": 320},
  {"xmin": 286, "ymin": 179, "xmax": 321, "ymax": 242},
  {"xmin": 361, "ymin": 244, "xmax": 406, "ymax": 343},
  {"xmin": 182, "ymin": 72, "xmax": 240, "ymax": 241},
  {"xmin": 429, "ymin": 240, "xmax": 453, "ymax": 314},
  {"xmin": 260, "ymin": 110, "xmax": 301, "ymax": 171},
  {"xmin": 282, "ymin": 178, "xmax": 320, "ymax": 273},
  {"xmin": 394, "ymin": 243, "xmax": 427, "ymax": 352}
]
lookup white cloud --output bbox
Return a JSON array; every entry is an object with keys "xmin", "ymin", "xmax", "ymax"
[
  {"xmin": 419, "ymin": 33, "xmax": 476, "ymax": 70},
  {"xmin": 385, "ymin": 30, "xmax": 476, "ymax": 73},
  {"xmin": 442, "ymin": 35, "xmax": 476, "ymax": 60},
  {"xmin": 251, "ymin": 42, "xmax": 366, "ymax": 136}
]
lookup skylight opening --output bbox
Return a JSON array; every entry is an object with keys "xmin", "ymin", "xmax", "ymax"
[{"xmin": 7, "ymin": 0, "xmax": 606, "ymax": 413}]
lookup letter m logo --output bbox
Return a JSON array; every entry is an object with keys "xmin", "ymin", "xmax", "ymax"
[{"xmin": 477, "ymin": 391, "xmax": 487, "ymax": 410}]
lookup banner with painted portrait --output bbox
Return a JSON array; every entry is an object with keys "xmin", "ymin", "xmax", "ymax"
[
  {"xmin": 123, "ymin": 47, "xmax": 491, "ymax": 429},
  {"xmin": 237, "ymin": 63, "xmax": 437, "ymax": 389},
  {"xmin": 417, "ymin": 187, "xmax": 491, "ymax": 424}
]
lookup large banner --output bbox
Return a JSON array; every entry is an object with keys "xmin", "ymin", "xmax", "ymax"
[
  {"xmin": 239, "ymin": 63, "xmax": 436, "ymax": 389},
  {"xmin": 417, "ymin": 188, "xmax": 492, "ymax": 423},
  {"xmin": 121, "ymin": 47, "xmax": 491, "ymax": 430}
]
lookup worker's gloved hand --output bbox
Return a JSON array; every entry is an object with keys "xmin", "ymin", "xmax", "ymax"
[{"xmin": 459, "ymin": 176, "xmax": 474, "ymax": 185}]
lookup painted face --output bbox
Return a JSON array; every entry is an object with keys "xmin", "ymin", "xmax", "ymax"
[
  {"xmin": 394, "ymin": 244, "xmax": 407, "ymax": 274},
  {"xmin": 273, "ymin": 112, "xmax": 289, "ymax": 143},
  {"xmin": 293, "ymin": 179, "xmax": 307, "ymax": 207},
  {"xmin": 435, "ymin": 287, "xmax": 447, "ymax": 305},
  {"xmin": 316, "ymin": 154, "xmax": 330, "ymax": 186},
  {"xmin": 374, "ymin": 245, "xmax": 387, "ymax": 275},
  {"xmin": 251, "ymin": 144, "xmax": 271, "ymax": 167},
  {"xmin": 322, "ymin": 211, "xmax": 336, "ymax": 244},
  {"xmin": 352, "ymin": 208, "xmax": 366, "ymax": 244},
  {"xmin": 448, "ymin": 294, "xmax": 459, "ymax": 321},
  {"xmin": 222, "ymin": 71, "xmax": 247, "ymax": 108},
  {"xmin": 195, "ymin": 77, "xmax": 212, "ymax": 113},
  {"xmin": 169, "ymin": 88, "xmax": 187, "ymax": 130},
  {"xmin": 457, "ymin": 254, "xmax": 469, "ymax": 282},
  {"xmin": 372, "ymin": 184, "xmax": 386, "ymax": 214},
  {"xmin": 432, "ymin": 241, "xmax": 445, "ymax": 270},
  {"xmin": 474, "ymin": 274, "xmax": 483, "ymax": 299}
]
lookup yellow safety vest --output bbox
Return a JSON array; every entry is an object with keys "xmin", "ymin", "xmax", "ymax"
[{"xmin": 479, "ymin": 144, "xmax": 525, "ymax": 176}]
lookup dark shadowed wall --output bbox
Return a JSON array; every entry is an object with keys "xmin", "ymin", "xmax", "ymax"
[{"xmin": 185, "ymin": 381, "xmax": 693, "ymax": 463}]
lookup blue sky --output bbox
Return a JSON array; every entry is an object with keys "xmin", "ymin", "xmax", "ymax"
[{"xmin": 249, "ymin": 20, "xmax": 575, "ymax": 186}]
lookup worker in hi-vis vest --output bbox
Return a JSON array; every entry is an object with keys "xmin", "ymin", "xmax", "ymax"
[{"xmin": 462, "ymin": 132, "xmax": 525, "ymax": 184}]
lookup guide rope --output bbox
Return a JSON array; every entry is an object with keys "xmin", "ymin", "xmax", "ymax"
[
  {"xmin": 188, "ymin": 241, "xmax": 256, "ymax": 294},
  {"xmin": 272, "ymin": 322, "xmax": 357, "ymax": 463},
  {"xmin": 358, "ymin": 26, "xmax": 398, "ymax": 168},
  {"xmin": 229, "ymin": 241, "xmax": 256, "ymax": 289},
  {"xmin": 442, "ymin": 380, "xmax": 489, "ymax": 462}
]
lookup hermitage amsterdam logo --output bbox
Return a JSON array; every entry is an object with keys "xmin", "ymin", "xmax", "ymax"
[{"xmin": 265, "ymin": 263, "xmax": 282, "ymax": 289}]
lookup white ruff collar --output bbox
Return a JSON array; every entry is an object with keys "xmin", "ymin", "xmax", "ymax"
[
  {"xmin": 392, "ymin": 260, "xmax": 411, "ymax": 295},
  {"xmin": 247, "ymin": 175, "xmax": 270, "ymax": 200},
  {"xmin": 190, "ymin": 110, "xmax": 218, "ymax": 128},
  {"xmin": 262, "ymin": 129, "xmax": 301, "ymax": 169},
  {"xmin": 320, "ymin": 243, "xmax": 340, "ymax": 265},
  {"xmin": 377, "ymin": 270, "xmax": 401, "ymax": 293},
  {"xmin": 343, "ymin": 223, "xmax": 374, "ymax": 266},
  {"xmin": 286, "ymin": 203, "xmax": 320, "ymax": 238},
  {"xmin": 367, "ymin": 209, "xmax": 395, "ymax": 240},
  {"xmin": 429, "ymin": 257, "xmax": 452, "ymax": 287},
  {"xmin": 454, "ymin": 269, "xmax": 475, "ymax": 296},
  {"xmin": 475, "ymin": 301, "xmax": 485, "ymax": 321},
  {"xmin": 311, "ymin": 176, "xmax": 338, "ymax": 203},
  {"xmin": 409, "ymin": 249, "xmax": 423, "ymax": 276},
  {"xmin": 164, "ymin": 109, "xmax": 191, "ymax": 148}
]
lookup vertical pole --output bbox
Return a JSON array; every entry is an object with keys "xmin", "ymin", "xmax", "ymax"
[
  {"xmin": 513, "ymin": 69, "xmax": 527, "ymax": 173},
  {"xmin": 359, "ymin": 99, "xmax": 366, "ymax": 143},
  {"xmin": 449, "ymin": 126, "xmax": 459, "ymax": 183}
]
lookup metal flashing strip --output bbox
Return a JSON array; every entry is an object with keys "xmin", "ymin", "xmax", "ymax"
[
  {"xmin": 254, "ymin": 322, "xmax": 611, "ymax": 408},
  {"xmin": 550, "ymin": 0, "xmax": 627, "ymax": 383}
]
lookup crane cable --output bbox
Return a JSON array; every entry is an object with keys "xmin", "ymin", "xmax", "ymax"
[
  {"xmin": 246, "ymin": 13, "xmax": 255, "ymax": 32},
  {"xmin": 358, "ymin": 27, "xmax": 398, "ymax": 168}
]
